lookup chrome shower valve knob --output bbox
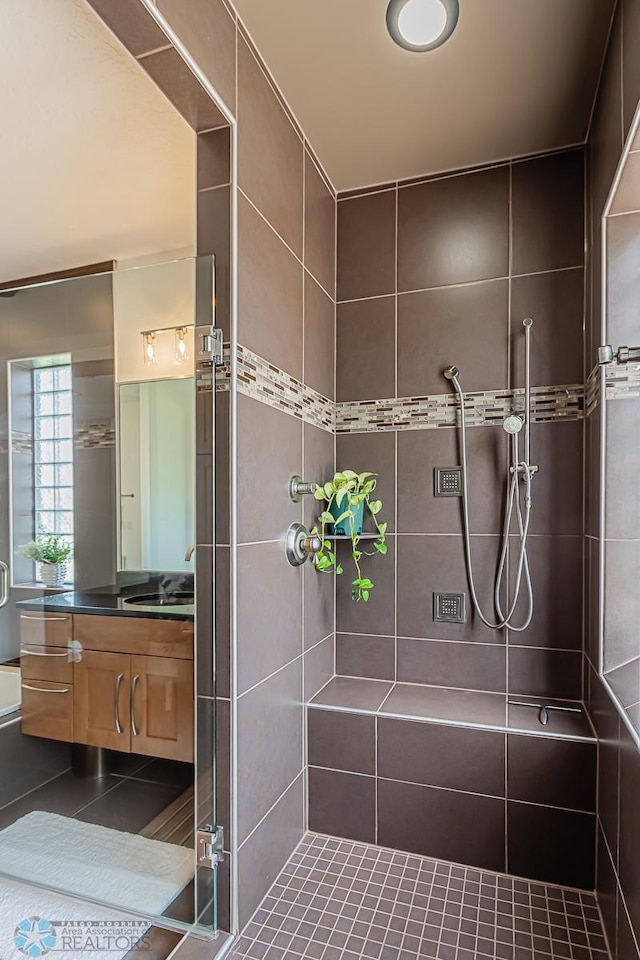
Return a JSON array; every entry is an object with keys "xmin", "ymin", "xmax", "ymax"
[{"xmin": 285, "ymin": 523, "xmax": 322, "ymax": 566}]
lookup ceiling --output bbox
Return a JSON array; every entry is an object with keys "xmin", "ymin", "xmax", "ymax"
[
  {"xmin": 0, "ymin": 0, "xmax": 195, "ymax": 285},
  {"xmin": 233, "ymin": 0, "xmax": 616, "ymax": 191}
]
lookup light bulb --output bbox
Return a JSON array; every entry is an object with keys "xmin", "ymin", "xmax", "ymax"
[
  {"xmin": 175, "ymin": 327, "xmax": 188, "ymax": 364},
  {"xmin": 143, "ymin": 333, "xmax": 157, "ymax": 365}
]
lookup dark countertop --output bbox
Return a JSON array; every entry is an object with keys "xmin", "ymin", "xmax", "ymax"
[{"xmin": 16, "ymin": 576, "xmax": 195, "ymax": 621}]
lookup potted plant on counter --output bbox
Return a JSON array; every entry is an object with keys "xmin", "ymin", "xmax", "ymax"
[
  {"xmin": 312, "ymin": 470, "xmax": 387, "ymax": 602},
  {"xmin": 18, "ymin": 534, "xmax": 73, "ymax": 587}
]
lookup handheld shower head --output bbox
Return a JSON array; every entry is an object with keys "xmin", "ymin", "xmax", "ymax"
[
  {"xmin": 503, "ymin": 415, "xmax": 524, "ymax": 435},
  {"xmin": 443, "ymin": 365, "xmax": 459, "ymax": 381}
]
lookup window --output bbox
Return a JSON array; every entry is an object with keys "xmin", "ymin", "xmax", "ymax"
[{"xmin": 33, "ymin": 365, "xmax": 74, "ymax": 582}]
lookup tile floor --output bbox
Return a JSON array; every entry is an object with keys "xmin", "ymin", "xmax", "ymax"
[{"xmin": 232, "ymin": 833, "xmax": 609, "ymax": 960}]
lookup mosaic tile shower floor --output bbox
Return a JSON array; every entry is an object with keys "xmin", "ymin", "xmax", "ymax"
[{"xmin": 231, "ymin": 833, "xmax": 609, "ymax": 960}]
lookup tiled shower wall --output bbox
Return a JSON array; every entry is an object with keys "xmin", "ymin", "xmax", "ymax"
[
  {"xmin": 334, "ymin": 148, "xmax": 586, "ymax": 704},
  {"xmin": 584, "ymin": 1, "xmax": 640, "ymax": 959}
]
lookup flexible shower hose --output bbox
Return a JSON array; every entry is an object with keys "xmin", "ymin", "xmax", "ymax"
[{"xmin": 450, "ymin": 373, "xmax": 534, "ymax": 632}]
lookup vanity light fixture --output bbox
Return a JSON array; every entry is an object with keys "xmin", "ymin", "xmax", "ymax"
[
  {"xmin": 175, "ymin": 327, "xmax": 188, "ymax": 364},
  {"xmin": 386, "ymin": 0, "xmax": 459, "ymax": 52},
  {"xmin": 143, "ymin": 331, "xmax": 157, "ymax": 366}
]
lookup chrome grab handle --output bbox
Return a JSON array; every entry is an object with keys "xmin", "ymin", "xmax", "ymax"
[
  {"xmin": 131, "ymin": 675, "xmax": 140, "ymax": 737},
  {"xmin": 0, "ymin": 561, "xmax": 8, "ymax": 608},
  {"xmin": 20, "ymin": 614, "xmax": 70, "ymax": 622},
  {"xmin": 114, "ymin": 673, "xmax": 125, "ymax": 734},
  {"xmin": 22, "ymin": 683, "xmax": 69, "ymax": 694},
  {"xmin": 20, "ymin": 648, "xmax": 68, "ymax": 658}
]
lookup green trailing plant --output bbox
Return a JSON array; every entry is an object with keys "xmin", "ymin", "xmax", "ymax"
[
  {"xmin": 312, "ymin": 470, "xmax": 387, "ymax": 602},
  {"xmin": 17, "ymin": 534, "xmax": 73, "ymax": 565}
]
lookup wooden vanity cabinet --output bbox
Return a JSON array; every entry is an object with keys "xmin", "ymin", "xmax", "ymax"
[{"xmin": 19, "ymin": 611, "xmax": 194, "ymax": 762}]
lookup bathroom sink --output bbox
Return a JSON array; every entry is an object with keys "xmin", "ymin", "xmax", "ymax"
[{"xmin": 124, "ymin": 592, "xmax": 194, "ymax": 607}]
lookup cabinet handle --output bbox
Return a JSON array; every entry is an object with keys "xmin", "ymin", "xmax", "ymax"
[
  {"xmin": 22, "ymin": 683, "xmax": 69, "ymax": 694},
  {"xmin": 114, "ymin": 673, "xmax": 124, "ymax": 734},
  {"xmin": 131, "ymin": 675, "xmax": 140, "ymax": 737},
  {"xmin": 20, "ymin": 648, "xmax": 68, "ymax": 658},
  {"xmin": 20, "ymin": 614, "xmax": 70, "ymax": 622}
]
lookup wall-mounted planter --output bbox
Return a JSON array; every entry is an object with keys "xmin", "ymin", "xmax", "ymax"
[{"xmin": 329, "ymin": 500, "xmax": 365, "ymax": 536}]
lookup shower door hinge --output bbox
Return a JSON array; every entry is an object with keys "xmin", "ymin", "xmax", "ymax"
[
  {"xmin": 196, "ymin": 325, "xmax": 224, "ymax": 366},
  {"xmin": 196, "ymin": 825, "xmax": 225, "ymax": 868}
]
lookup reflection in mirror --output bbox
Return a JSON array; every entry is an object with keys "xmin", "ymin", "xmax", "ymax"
[
  {"xmin": 0, "ymin": 0, "xmax": 222, "ymax": 937},
  {"xmin": 119, "ymin": 379, "xmax": 195, "ymax": 572}
]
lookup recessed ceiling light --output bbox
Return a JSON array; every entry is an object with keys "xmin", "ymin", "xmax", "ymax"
[{"xmin": 386, "ymin": 0, "xmax": 459, "ymax": 52}]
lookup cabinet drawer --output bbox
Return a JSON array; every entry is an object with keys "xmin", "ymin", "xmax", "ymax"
[
  {"xmin": 21, "ymin": 680, "xmax": 73, "ymax": 742},
  {"xmin": 20, "ymin": 644, "xmax": 73, "ymax": 684},
  {"xmin": 74, "ymin": 615, "xmax": 193, "ymax": 659},
  {"xmin": 20, "ymin": 612, "xmax": 73, "ymax": 648}
]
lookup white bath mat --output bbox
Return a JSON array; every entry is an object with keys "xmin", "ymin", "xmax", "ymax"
[
  {"xmin": 0, "ymin": 875, "xmax": 150, "ymax": 960},
  {"xmin": 0, "ymin": 811, "xmax": 194, "ymax": 917}
]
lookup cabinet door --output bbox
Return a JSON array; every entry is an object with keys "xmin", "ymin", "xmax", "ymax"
[
  {"xmin": 74, "ymin": 651, "xmax": 130, "ymax": 752},
  {"xmin": 130, "ymin": 656, "xmax": 193, "ymax": 762}
]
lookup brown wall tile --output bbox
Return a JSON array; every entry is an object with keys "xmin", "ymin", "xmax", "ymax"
[
  {"xmin": 141, "ymin": 46, "xmax": 227, "ymax": 132},
  {"xmin": 337, "ymin": 191, "xmax": 396, "ymax": 301},
  {"xmin": 336, "ymin": 634, "xmax": 396, "ymax": 682},
  {"xmin": 397, "ymin": 167, "xmax": 509, "ymax": 291},
  {"xmin": 397, "ymin": 426, "xmax": 507, "ymax": 536},
  {"xmin": 305, "ymin": 153, "xmax": 336, "ymax": 298},
  {"xmin": 378, "ymin": 719, "xmax": 505, "ymax": 796},
  {"xmin": 508, "ymin": 536, "xmax": 583, "ymax": 650},
  {"xmin": 378, "ymin": 779, "xmax": 505, "ymax": 871},
  {"xmin": 511, "ymin": 150, "xmax": 584, "ymax": 275},
  {"xmin": 507, "ymin": 734, "xmax": 596, "ymax": 811},
  {"xmin": 238, "ymin": 193, "xmax": 303, "ymax": 377},
  {"xmin": 507, "ymin": 802, "xmax": 595, "ymax": 889},
  {"xmin": 508, "ymin": 647, "xmax": 582, "ymax": 700},
  {"xmin": 510, "ymin": 268, "xmax": 584, "ymax": 388},
  {"xmin": 337, "ymin": 296, "xmax": 396, "ymax": 402},
  {"xmin": 604, "ymin": 398, "xmax": 640, "ymax": 540},
  {"xmin": 87, "ymin": 0, "xmax": 169, "ymax": 57},
  {"xmin": 397, "ymin": 280, "xmax": 509, "ymax": 397},
  {"xmin": 308, "ymin": 767, "xmax": 376, "ymax": 842},
  {"xmin": 397, "ymin": 534, "xmax": 507, "ymax": 645},
  {"xmin": 308, "ymin": 710, "xmax": 375, "ymax": 775},
  {"xmin": 336, "ymin": 536, "xmax": 396, "ymax": 638},
  {"xmin": 237, "ymin": 660, "xmax": 303, "ymax": 842},
  {"xmin": 237, "ymin": 394, "xmax": 302, "ymax": 543},
  {"xmin": 396, "ymin": 637, "xmax": 506, "ymax": 693},
  {"xmin": 304, "ymin": 274, "xmax": 335, "ymax": 399},
  {"xmin": 237, "ymin": 541, "xmax": 302, "ymax": 694},
  {"xmin": 238, "ymin": 38, "xmax": 303, "ymax": 258},
  {"xmin": 197, "ymin": 127, "xmax": 231, "ymax": 190},
  {"xmin": 335, "ymin": 431, "xmax": 396, "ymax": 531}
]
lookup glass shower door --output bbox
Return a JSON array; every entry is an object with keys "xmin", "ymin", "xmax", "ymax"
[{"xmin": 0, "ymin": 258, "xmax": 221, "ymax": 936}]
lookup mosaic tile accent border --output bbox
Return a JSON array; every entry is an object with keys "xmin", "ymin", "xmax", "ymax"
[
  {"xmin": 585, "ymin": 361, "xmax": 640, "ymax": 417},
  {"xmin": 10, "ymin": 431, "xmax": 33, "ymax": 454},
  {"xmin": 236, "ymin": 345, "xmax": 334, "ymax": 432},
  {"xmin": 221, "ymin": 348, "xmax": 640, "ymax": 433},
  {"xmin": 232, "ymin": 832, "xmax": 608, "ymax": 960},
  {"xmin": 335, "ymin": 384, "xmax": 584, "ymax": 434},
  {"xmin": 74, "ymin": 424, "xmax": 115, "ymax": 449}
]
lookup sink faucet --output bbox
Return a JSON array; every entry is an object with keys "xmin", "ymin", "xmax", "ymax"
[{"xmin": 184, "ymin": 545, "xmax": 195, "ymax": 561}]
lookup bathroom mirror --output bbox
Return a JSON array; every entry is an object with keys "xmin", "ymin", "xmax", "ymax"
[{"xmin": 118, "ymin": 378, "xmax": 195, "ymax": 572}]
